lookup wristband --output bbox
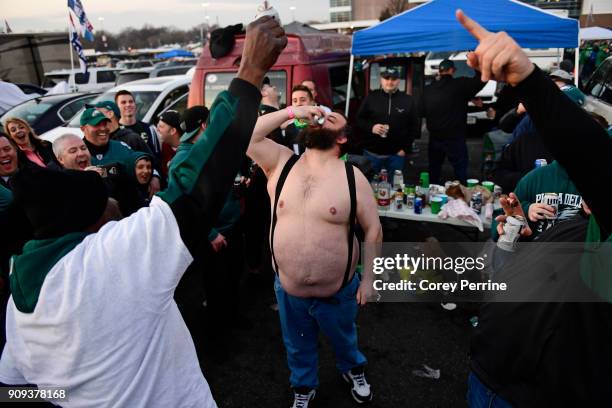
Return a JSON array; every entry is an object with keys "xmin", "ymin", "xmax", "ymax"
[{"xmin": 286, "ymin": 106, "xmax": 295, "ymax": 120}]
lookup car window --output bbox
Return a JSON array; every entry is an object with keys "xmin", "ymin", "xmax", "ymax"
[
  {"xmin": 156, "ymin": 67, "xmax": 190, "ymax": 77},
  {"xmin": 451, "ymin": 60, "xmax": 475, "ymax": 78},
  {"xmin": 153, "ymin": 94, "xmax": 188, "ymax": 125},
  {"xmin": 585, "ymin": 60, "xmax": 612, "ymax": 102},
  {"xmin": 329, "ymin": 64, "xmax": 365, "ymax": 110},
  {"xmin": 204, "ymin": 71, "xmax": 287, "ymax": 108},
  {"xmin": 116, "ymin": 72, "xmax": 150, "ymax": 85},
  {"xmin": 1, "ymin": 98, "xmax": 55, "ymax": 125},
  {"xmin": 67, "ymin": 90, "xmax": 161, "ymax": 126},
  {"xmin": 57, "ymin": 95, "xmax": 97, "ymax": 122},
  {"xmin": 97, "ymin": 71, "xmax": 117, "ymax": 83},
  {"xmin": 153, "ymin": 85, "xmax": 189, "ymax": 118},
  {"xmin": 42, "ymin": 75, "xmax": 70, "ymax": 88},
  {"xmin": 369, "ymin": 63, "xmax": 407, "ymax": 92},
  {"xmin": 75, "ymin": 72, "xmax": 89, "ymax": 85}
]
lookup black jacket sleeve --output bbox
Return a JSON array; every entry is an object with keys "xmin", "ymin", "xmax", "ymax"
[
  {"xmin": 158, "ymin": 78, "xmax": 261, "ymax": 254},
  {"xmin": 515, "ymin": 67, "xmax": 612, "ymax": 235}
]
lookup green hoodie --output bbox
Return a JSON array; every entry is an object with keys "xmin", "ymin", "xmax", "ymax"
[
  {"xmin": 10, "ymin": 231, "xmax": 90, "ymax": 313},
  {"xmin": 0, "ymin": 184, "xmax": 12, "ymax": 211}
]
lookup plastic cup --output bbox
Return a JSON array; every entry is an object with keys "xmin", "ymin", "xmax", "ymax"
[
  {"xmin": 438, "ymin": 194, "xmax": 448, "ymax": 205},
  {"xmin": 482, "ymin": 181, "xmax": 494, "ymax": 192},
  {"xmin": 430, "ymin": 196, "xmax": 443, "ymax": 214},
  {"xmin": 419, "ymin": 172, "xmax": 430, "ymax": 188},
  {"xmin": 467, "ymin": 178, "xmax": 479, "ymax": 187}
]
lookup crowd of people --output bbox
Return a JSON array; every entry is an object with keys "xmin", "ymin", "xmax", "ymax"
[{"xmin": 0, "ymin": 9, "xmax": 610, "ymax": 408}]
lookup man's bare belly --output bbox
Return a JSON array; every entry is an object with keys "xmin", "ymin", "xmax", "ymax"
[{"xmin": 270, "ymin": 159, "xmax": 359, "ymax": 298}]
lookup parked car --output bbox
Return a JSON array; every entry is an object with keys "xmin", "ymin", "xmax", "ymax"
[
  {"xmin": 115, "ymin": 66, "xmax": 194, "ymax": 85},
  {"xmin": 0, "ymin": 92, "xmax": 99, "ymax": 135},
  {"xmin": 40, "ymin": 76, "xmax": 191, "ymax": 142},
  {"xmin": 583, "ymin": 55, "xmax": 612, "ymax": 126},
  {"xmin": 42, "ymin": 68, "xmax": 123, "ymax": 92}
]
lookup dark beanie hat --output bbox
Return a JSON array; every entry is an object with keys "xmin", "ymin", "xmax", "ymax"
[{"xmin": 11, "ymin": 166, "xmax": 109, "ymax": 239}]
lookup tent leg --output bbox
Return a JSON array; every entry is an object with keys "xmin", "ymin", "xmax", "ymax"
[
  {"xmin": 345, "ymin": 54, "xmax": 355, "ymax": 118},
  {"xmin": 574, "ymin": 46, "xmax": 579, "ymax": 87}
]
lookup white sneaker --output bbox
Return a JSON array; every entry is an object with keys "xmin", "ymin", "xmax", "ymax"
[
  {"xmin": 342, "ymin": 366, "xmax": 373, "ymax": 404},
  {"xmin": 291, "ymin": 388, "xmax": 316, "ymax": 408}
]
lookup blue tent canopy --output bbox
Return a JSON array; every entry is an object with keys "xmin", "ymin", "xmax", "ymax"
[
  {"xmin": 351, "ymin": 0, "xmax": 579, "ymax": 56},
  {"xmin": 154, "ymin": 49, "xmax": 194, "ymax": 59}
]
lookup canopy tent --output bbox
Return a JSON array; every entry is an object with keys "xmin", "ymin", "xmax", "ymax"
[
  {"xmin": 580, "ymin": 26, "xmax": 612, "ymax": 41},
  {"xmin": 154, "ymin": 49, "xmax": 194, "ymax": 59},
  {"xmin": 345, "ymin": 0, "xmax": 580, "ymax": 115}
]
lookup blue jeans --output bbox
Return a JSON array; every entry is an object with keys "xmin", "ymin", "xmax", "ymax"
[
  {"xmin": 274, "ymin": 274, "xmax": 367, "ymax": 389},
  {"xmin": 467, "ymin": 372, "xmax": 514, "ymax": 408},
  {"xmin": 363, "ymin": 150, "xmax": 405, "ymax": 176}
]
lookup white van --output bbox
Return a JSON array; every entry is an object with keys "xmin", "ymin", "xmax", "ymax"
[
  {"xmin": 583, "ymin": 56, "xmax": 612, "ymax": 125},
  {"xmin": 42, "ymin": 68, "xmax": 123, "ymax": 93}
]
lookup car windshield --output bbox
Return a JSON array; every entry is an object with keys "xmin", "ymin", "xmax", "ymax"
[
  {"xmin": 42, "ymin": 74, "xmax": 69, "ymax": 88},
  {"xmin": 67, "ymin": 90, "xmax": 161, "ymax": 126},
  {"xmin": 1, "ymin": 97, "xmax": 56, "ymax": 125},
  {"xmin": 116, "ymin": 73, "xmax": 150, "ymax": 85},
  {"xmin": 427, "ymin": 51, "xmax": 453, "ymax": 60}
]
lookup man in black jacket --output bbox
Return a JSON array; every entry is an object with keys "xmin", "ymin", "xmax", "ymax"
[
  {"xmin": 422, "ymin": 59, "xmax": 486, "ymax": 184},
  {"xmin": 456, "ymin": 9, "xmax": 612, "ymax": 407},
  {"xmin": 356, "ymin": 67, "xmax": 419, "ymax": 175}
]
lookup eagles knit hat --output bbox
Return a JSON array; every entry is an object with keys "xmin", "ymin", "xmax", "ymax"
[
  {"xmin": 80, "ymin": 107, "xmax": 110, "ymax": 126},
  {"xmin": 11, "ymin": 166, "xmax": 109, "ymax": 239},
  {"xmin": 438, "ymin": 59, "xmax": 455, "ymax": 71},
  {"xmin": 180, "ymin": 106, "xmax": 210, "ymax": 143},
  {"xmin": 159, "ymin": 110, "xmax": 182, "ymax": 133},
  {"xmin": 94, "ymin": 101, "xmax": 122, "ymax": 119}
]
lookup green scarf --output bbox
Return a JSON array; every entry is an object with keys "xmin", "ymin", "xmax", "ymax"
[{"xmin": 10, "ymin": 232, "xmax": 90, "ymax": 313}]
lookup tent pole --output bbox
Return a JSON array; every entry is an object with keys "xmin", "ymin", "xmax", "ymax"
[
  {"xmin": 345, "ymin": 54, "xmax": 355, "ymax": 118},
  {"xmin": 574, "ymin": 46, "xmax": 579, "ymax": 87}
]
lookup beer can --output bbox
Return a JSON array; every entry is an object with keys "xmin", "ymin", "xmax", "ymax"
[
  {"xmin": 393, "ymin": 192, "xmax": 403, "ymax": 211},
  {"xmin": 542, "ymin": 192, "xmax": 559, "ymax": 219},
  {"xmin": 470, "ymin": 191, "xmax": 483, "ymax": 214},
  {"xmin": 534, "ymin": 159, "xmax": 548, "ymax": 168},
  {"xmin": 493, "ymin": 185, "xmax": 503, "ymax": 199},
  {"xmin": 497, "ymin": 215, "xmax": 525, "ymax": 252},
  {"xmin": 414, "ymin": 197, "xmax": 423, "ymax": 214},
  {"xmin": 406, "ymin": 193, "xmax": 415, "ymax": 209}
]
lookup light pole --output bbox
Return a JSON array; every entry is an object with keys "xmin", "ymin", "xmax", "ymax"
[
  {"xmin": 290, "ymin": 6, "xmax": 296, "ymax": 22},
  {"xmin": 200, "ymin": 3, "xmax": 210, "ymax": 46},
  {"xmin": 98, "ymin": 17, "xmax": 107, "ymax": 49}
]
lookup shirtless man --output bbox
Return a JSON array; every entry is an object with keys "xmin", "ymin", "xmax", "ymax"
[{"xmin": 247, "ymin": 106, "xmax": 382, "ymax": 407}]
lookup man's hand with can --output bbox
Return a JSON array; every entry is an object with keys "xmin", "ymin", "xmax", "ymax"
[
  {"xmin": 496, "ymin": 192, "xmax": 532, "ymax": 237},
  {"xmin": 528, "ymin": 203, "xmax": 556, "ymax": 222}
]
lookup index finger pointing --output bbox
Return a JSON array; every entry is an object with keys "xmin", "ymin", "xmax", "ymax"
[{"xmin": 456, "ymin": 9, "xmax": 490, "ymax": 41}]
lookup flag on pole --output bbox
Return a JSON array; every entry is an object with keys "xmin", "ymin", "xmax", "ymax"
[
  {"xmin": 67, "ymin": 0, "xmax": 94, "ymax": 41},
  {"xmin": 4, "ymin": 20, "xmax": 12, "ymax": 33},
  {"xmin": 69, "ymin": 14, "xmax": 88, "ymax": 74}
]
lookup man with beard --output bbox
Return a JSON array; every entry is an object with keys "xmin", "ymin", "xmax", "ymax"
[{"xmin": 247, "ymin": 106, "xmax": 382, "ymax": 407}]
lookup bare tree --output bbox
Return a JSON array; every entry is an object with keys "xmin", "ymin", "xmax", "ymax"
[{"xmin": 380, "ymin": 0, "xmax": 409, "ymax": 21}]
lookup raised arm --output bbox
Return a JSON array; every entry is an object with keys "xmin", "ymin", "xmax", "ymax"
[
  {"xmin": 158, "ymin": 17, "xmax": 287, "ymax": 253},
  {"xmin": 247, "ymin": 105, "xmax": 324, "ymax": 176},
  {"xmin": 456, "ymin": 9, "xmax": 612, "ymax": 236}
]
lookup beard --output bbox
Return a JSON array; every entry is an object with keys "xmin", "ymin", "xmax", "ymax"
[{"xmin": 297, "ymin": 127, "xmax": 341, "ymax": 151}]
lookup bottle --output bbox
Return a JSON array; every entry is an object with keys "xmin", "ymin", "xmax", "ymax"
[
  {"xmin": 392, "ymin": 170, "xmax": 404, "ymax": 190},
  {"xmin": 370, "ymin": 175, "xmax": 380, "ymax": 198},
  {"xmin": 377, "ymin": 172, "xmax": 391, "ymax": 210}
]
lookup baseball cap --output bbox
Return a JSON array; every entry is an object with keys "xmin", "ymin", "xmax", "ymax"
[
  {"xmin": 438, "ymin": 59, "xmax": 455, "ymax": 71},
  {"xmin": 158, "ymin": 110, "xmax": 182, "ymax": 132},
  {"xmin": 94, "ymin": 100, "xmax": 121, "ymax": 119},
  {"xmin": 549, "ymin": 69, "xmax": 573, "ymax": 84},
  {"xmin": 180, "ymin": 106, "xmax": 210, "ymax": 143},
  {"xmin": 381, "ymin": 67, "xmax": 399, "ymax": 79},
  {"xmin": 80, "ymin": 107, "xmax": 110, "ymax": 126}
]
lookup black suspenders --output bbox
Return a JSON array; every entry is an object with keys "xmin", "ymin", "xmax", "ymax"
[{"xmin": 270, "ymin": 155, "xmax": 357, "ymax": 290}]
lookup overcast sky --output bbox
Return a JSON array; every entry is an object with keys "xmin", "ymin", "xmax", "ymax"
[{"xmin": 1, "ymin": 0, "xmax": 331, "ymax": 33}]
